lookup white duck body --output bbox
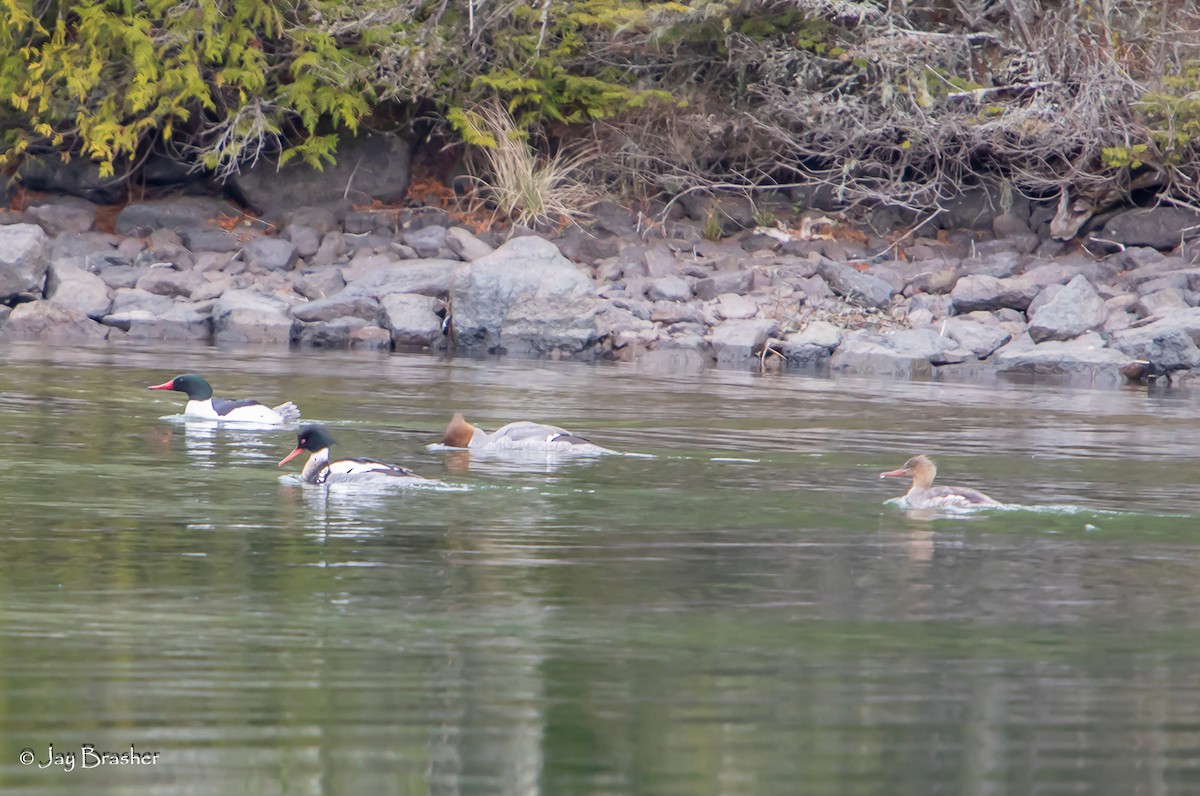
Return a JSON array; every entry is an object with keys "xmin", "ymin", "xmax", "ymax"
[
  {"xmin": 441, "ymin": 413, "xmax": 614, "ymax": 454},
  {"xmin": 280, "ymin": 425, "xmax": 427, "ymax": 486}
]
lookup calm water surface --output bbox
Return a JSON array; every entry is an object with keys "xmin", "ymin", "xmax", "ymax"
[{"xmin": 1, "ymin": 342, "xmax": 1199, "ymax": 795}]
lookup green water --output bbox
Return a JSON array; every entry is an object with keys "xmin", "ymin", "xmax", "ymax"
[{"xmin": 1, "ymin": 341, "xmax": 1199, "ymax": 795}]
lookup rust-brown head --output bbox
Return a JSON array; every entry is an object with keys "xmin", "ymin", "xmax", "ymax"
[
  {"xmin": 441, "ymin": 412, "xmax": 478, "ymax": 448},
  {"xmin": 880, "ymin": 455, "xmax": 937, "ymax": 489}
]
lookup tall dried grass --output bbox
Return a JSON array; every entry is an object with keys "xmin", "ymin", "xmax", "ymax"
[{"xmin": 460, "ymin": 103, "xmax": 600, "ymax": 229}]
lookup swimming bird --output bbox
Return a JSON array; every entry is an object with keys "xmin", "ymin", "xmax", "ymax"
[
  {"xmin": 880, "ymin": 454, "xmax": 1000, "ymax": 509},
  {"xmin": 279, "ymin": 424, "xmax": 427, "ymax": 485},
  {"xmin": 440, "ymin": 412, "xmax": 613, "ymax": 454},
  {"xmin": 147, "ymin": 373, "xmax": 300, "ymax": 424}
]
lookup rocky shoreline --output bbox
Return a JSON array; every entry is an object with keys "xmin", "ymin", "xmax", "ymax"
[{"xmin": 3, "ymin": 190, "xmax": 1200, "ymax": 387}]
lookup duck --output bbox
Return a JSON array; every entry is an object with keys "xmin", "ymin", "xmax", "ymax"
[
  {"xmin": 880, "ymin": 454, "xmax": 1000, "ymax": 509},
  {"xmin": 147, "ymin": 373, "xmax": 300, "ymax": 424},
  {"xmin": 440, "ymin": 412, "xmax": 614, "ymax": 454},
  {"xmin": 279, "ymin": 424, "xmax": 427, "ymax": 485}
]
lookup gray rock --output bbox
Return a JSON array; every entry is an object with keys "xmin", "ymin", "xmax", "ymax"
[
  {"xmin": 292, "ymin": 292, "xmax": 380, "ymax": 323},
  {"xmin": 232, "ymin": 132, "xmax": 411, "ymax": 216},
  {"xmin": 380, "ymin": 293, "xmax": 444, "ymax": 348},
  {"xmin": 17, "ymin": 156, "xmax": 122, "ymax": 204},
  {"xmin": 879, "ymin": 327, "xmax": 965, "ymax": 362},
  {"xmin": 45, "ymin": 260, "xmax": 111, "ymax": 318},
  {"xmin": 650, "ymin": 301, "xmax": 706, "ymax": 326},
  {"xmin": 342, "ymin": 259, "xmax": 458, "ymax": 300},
  {"xmin": 285, "ymin": 225, "xmax": 322, "ymax": 258},
  {"xmin": 781, "ymin": 320, "xmax": 843, "ymax": 367},
  {"xmin": 212, "ymin": 289, "xmax": 294, "ymax": 344},
  {"xmin": 694, "ymin": 270, "xmax": 753, "ymax": 301},
  {"xmin": 135, "ymin": 267, "xmax": 205, "ymax": 299},
  {"xmin": 1109, "ymin": 308, "xmax": 1200, "ymax": 355},
  {"xmin": 966, "ymin": 251, "xmax": 1024, "ymax": 278},
  {"xmin": 812, "ymin": 256, "xmax": 895, "ymax": 309},
  {"xmin": 951, "ymin": 274, "xmax": 1039, "ymax": 312},
  {"xmin": 1, "ymin": 300, "xmax": 108, "ymax": 342},
  {"xmin": 828, "ymin": 330, "xmax": 932, "ymax": 378},
  {"xmin": 714, "ymin": 293, "xmax": 758, "ymax": 320},
  {"xmin": 0, "ymin": 223, "xmax": 50, "ymax": 302},
  {"xmin": 401, "ymin": 225, "xmax": 450, "ymax": 259},
  {"xmin": 49, "ymin": 231, "xmax": 120, "ymax": 261},
  {"xmin": 26, "ymin": 198, "xmax": 97, "ymax": 235},
  {"xmin": 1145, "ymin": 328, "xmax": 1200, "ymax": 370},
  {"xmin": 1100, "ymin": 206, "xmax": 1200, "ymax": 250},
  {"xmin": 180, "ymin": 229, "xmax": 242, "ymax": 253},
  {"xmin": 905, "ymin": 293, "xmax": 955, "ymax": 320},
  {"xmin": 295, "ymin": 316, "xmax": 379, "ymax": 348},
  {"xmin": 1027, "ymin": 275, "xmax": 1107, "ymax": 342},
  {"xmin": 941, "ymin": 317, "xmax": 1011, "ymax": 359},
  {"xmin": 639, "ymin": 247, "xmax": 678, "ymax": 279},
  {"xmin": 598, "ymin": 304, "xmax": 660, "ymax": 353},
  {"xmin": 110, "ymin": 287, "xmax": 174, "ymax": 315},
  {"xmin": 707, "ymin": 319, "xmax": 778, "ymax": 364},
  {"xmin": 450, "ymin": 237, "xmax": 600, "ymax": 355},
  {"xmin": 445, "ymin": 227, "xmax": 495, "ymax": 261},
  {"xmin": 115, "ymin": 197, "xmax": 238, "ymax": 236},
  {"xmin": 1136, "ymin": 289, "xmax": 1190, "ymax": 317},
  {"xmin": 646, "ymin": 276, "xmax": 693, "ymax": 302},
  {"xmin": 241, "ymin": 237, "xmax": 298, "ymax": 271},
  {"xmin": 993, "ymin": 332, "xmax": 1128, "ymax": 380},
  {"xmin": 312, "ymin": 231, "xmax": 345, "ymax": 267},
  {"xmin": 292, "ymin": 269, "xmax": 346, "ymax": 301},
  {"xmin": 107, "ymin": 304, "xmax": 213, "ymax": 341}
]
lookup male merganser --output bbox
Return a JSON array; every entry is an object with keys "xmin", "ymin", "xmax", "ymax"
[
  {"xmin": 148, "ymin": 373, "xmax": 300, "ymax": 424},
  {"xmin": 279, "ymin": 424, "xmax": 427, "ymax": 485},
  {"xmin": 880, "ymin": 455, "xmax": 1000, "ymax": 509},
  {"xmin": 440, "ymin": 412, "xmax": 614, "ymax": 454}
]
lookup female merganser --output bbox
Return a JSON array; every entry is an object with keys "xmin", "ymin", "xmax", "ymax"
[
  {"xmin": 279, "ymin": 424, "xmax": 427, "ymax": 485},
  {"xmin": 148, "ymin": 373, "xmax": 300, "ymax": 424},
  {"xmin": 880, "ymin": 455, "xmax": 1000, "ymax": 509},
  {"xmin": 440, "ymin": 412, "xmax": 614, "ymax": 454}
]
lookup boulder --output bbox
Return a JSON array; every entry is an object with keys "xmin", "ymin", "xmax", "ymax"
[
  {"xmin": 950, "ymin": 274, "xmax": 1039, "ymax": 312},
  {"xmin": 827, "ymin": 330, "xmax": 932, "ymax": 378},
  {"xmin": 1, "ymin": 300, "xmax": 108, "ymax": 342},
  {"xmin": 241, "ymin": 237, "xmax": 298, "ymax": 271},
  {"xmin": 1026, "ymin": 275, "xmax": 1107, "ymax": 342},
  {"xmin": 106, "ymin": 304, "xmax": 213, "ymax": 341},
  {"xmin": 1145, "ymin": 328, "xmax": 1200, "ymax": 371},
  {"xmin": 17, "ymin": 156, "xmax": 122, "ymax": 204},
  {"xmin": 115, "ymin": 197, "xmax": 239, "ymax": 236},
  {"xmin": 707, "ymin": 319, "xmax": 778, "ymax": 364},
  {"xmin": 180, "ymin": 229, "xmax": 242, "ymax": 253},
  {"xmin": 713, "ymin": 293, "xmax": 759, "ymax": 320},
  {"xmin": 1100, "ymin": 206, "xmax": 1200, "ymax": 251},
  {"xmin": 650, "ymin": 300, "xmax": 706, "ymax": 326},
  {"xmin": 780, "ymin": 320, "xmax": 843, "ymax": 367},
  {"xmin": 0, "ymin": 223, "xmax": 50, "ymax": 302},
  {"xmin": 212, "ymin": 289, "xmax": 294, "ymax": 344},
  {"xmin": 380, "ymin": 293, "xmax": 444, "ymax": 348},
  {"xmin": 26, "ymin": 198, "xmax": 97, "ymax": 235},
  {"xmin": 284, "ymin": 225, "xmax": 322, "ymax": 258},
  {"xmin": 878, "ymin": 327, "xmax": 970, "ymax": 365},
  {"xmin": 110, "ymin": 287, "xmax": 176, "ymax": 315},
  {"xmin": 344, "ymin": 259, "xmax": 460, "ymax": 299},
  {"xmin": 294, "ymin": 316, "xmax": 381, "ymax": 348},
  {"xmin": 992, "ymin": 332, "xmax": 1128, "ymax": 380},
  {"xmin": 45, "ymin": 260, "xmax": 112, "ymax": 318},
  {"xmin": 401, "ymin": 225, "xmax": 450, "ymax": 259},
  {"xmin": 646, "ymin": 276, "xmax": 693, "ymax": 302},
  {"xmin": 445, "ymin": 227, "xmax": 495, "ymax": 261},
  {"xmin": 940, "ymin": 317, "xmax": 1011, "ymax": 359},
  {"xmin": 1109, "ymin": 307, "xmax": 1200, "ymax": 354},
  {"xmin": 450, "ymin": 237, "xmax": 600, "ymax": 355},
  {"xmin": 134, "ymin": 267, "xmax": 206, "ymax": 299},
  {"xmin": 812, "ymin": 256, "xmax": 895, "ymax": 309},
  {"xmin": 231, "ymin": 132, "xmax": 412, "ymax": 216},
  {"xmin": 694, "ymin": 270, "xmax": 752, "ymax": 301},
  {"xmin": 292, "ymin": 292, "xmax": 380, "ymax": 323}
]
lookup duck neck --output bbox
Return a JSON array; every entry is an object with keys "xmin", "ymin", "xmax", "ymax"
[{"xmin": 303, "ymin": 448, "xmax": 331, "ymax": 483}]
